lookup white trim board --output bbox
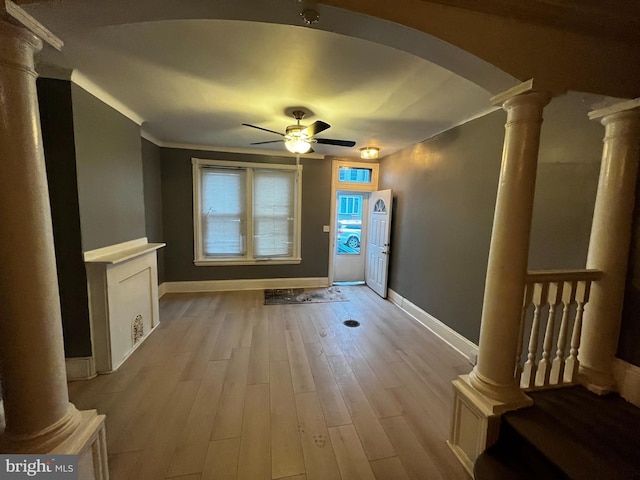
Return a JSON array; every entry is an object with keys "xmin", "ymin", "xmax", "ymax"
[
  {"xmin": 388, "ymin": 289, "xmax": 478, "ymax": 365},
  {"xmin": 65, "ymin": 356, "xmax": 97, "ymax": 381},
  {"xmin": 163, "ymin": 277, "xmax": 330, "ymax": 293},
  {"xmin": 158, "ymin": 282, "xmax": 167, "ymax": 298}
]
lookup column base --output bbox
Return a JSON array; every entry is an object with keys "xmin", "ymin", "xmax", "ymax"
[
  {"xmin": 448, "ymin": 374, "xmax": 532, "ymax": 477},
  {"xmin": 578, "ymin": 364, "xmax": 616, "ymax": 395},
  {"xmin": 468, "ymin": 368, "xmax": 534, "ymax": 406},
  {"xmin": 53, "ymin": 410, "xmax": 108, "ymax": 480},
  {"xmin": 0, "ymin": 408, "xmax": 107, "ymax": 480},
  {"xmin": 0, "ymin": 404, "xmax": 81, "ymax": 453}
]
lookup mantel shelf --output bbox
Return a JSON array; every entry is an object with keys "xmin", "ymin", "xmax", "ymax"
[{"xmin": 84, "ymin": 242, "xmax": 165, "ymax": 265}]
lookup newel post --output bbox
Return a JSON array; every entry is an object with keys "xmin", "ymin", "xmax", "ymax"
[
  {"xmin": 448, "ymin": 80, "xmax": 551, "ymax": 476},
  {"xmin": 579, "ymin": 99, "xmax": 640, "ymax": 394}
]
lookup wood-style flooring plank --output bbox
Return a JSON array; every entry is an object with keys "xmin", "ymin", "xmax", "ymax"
[
  {"xmin": 268, "ymin": 307, "xmax": 289, "ymax": 362},
  {"xmin": 108, "ymin": 452, "xmax": 140, "ymax": 480},
  {"xmin": 181, "ymin": 318, "xmax": 225, "ymax": 381},
  {"xmin": 388, "ymin": 387, "xmax": 467, "ymax": 479},
  {"xmin": 210, "ymin": 313, "xmax": 244, "ymax": 360},
  {"xmin": 327, "ymin": 355, "xmax": 395, "ymax": 461},
  {"xmin": 109, "ymin": 352, "xmax": 192, "ymax": 454},
  {"xmin": 339, "ymin": 340, "xmax": 402, "ymax": 419},
  {"xmin": 201, "ymin": 438, "xmax": 240, "ymax": 480},
  {"xmin": 212, "ymin": 348, "xmax": 251, "ymax": 440},
  {"xmin": 270, "ymin": 361, "xmax": 305, "ymax": 480},
  {"xmin": 166, "ymin": 361, "xmax": 228, "ymax": 477},
  {"xmin": 237, "ymin": 384, "xmax": 271, "ymax": 480},
  {"xmin": 369, "ymin": 456, "xmax": 411, "ymax": 480},
  {"xmin": 129, "ymin": 380, "xmax": 200, "ymax": 480},
  {"xmin": 328, "ymin": 424, "xmax": 377, "ymax": 480},
  {"xmin": 247, "ymin": 309, "xmax": 269, "ymax": 384},
  {"xmin": 379, "ymin": 416, "xmax": 444, "ymax": 480},
  {"xmin": 303, "ymin": 342, "xmax": 351, "ymax": 427},
  {"xmin": 295, "ymin": 392, "xmax": 342, "ymax": 480},
  {"xmin": 285, "ymin": 329, "xmax": 316, "ymax": 394}
]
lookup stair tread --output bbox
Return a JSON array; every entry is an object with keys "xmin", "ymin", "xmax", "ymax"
[{"xmin": 502, "ymin": 386, "xmax": 640, "ymax": 480}]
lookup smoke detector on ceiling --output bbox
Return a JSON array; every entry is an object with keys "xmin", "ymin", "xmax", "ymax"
[{"xmin": 300, "ymin": 8, "xmax": 320, "ymax": 25}]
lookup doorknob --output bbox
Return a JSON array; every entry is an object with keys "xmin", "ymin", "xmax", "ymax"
[{"xmin": 381, "ymin": 250, "xmax": 388, "ymax": 255}]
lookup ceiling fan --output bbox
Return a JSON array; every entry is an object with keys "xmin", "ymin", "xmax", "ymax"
[{"xmin": 243, "ymin": 110, "xmax": 356, "ymax": 154}]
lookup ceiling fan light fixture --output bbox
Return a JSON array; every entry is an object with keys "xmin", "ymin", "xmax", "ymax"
[
  {"xmin": 360, "ymin": 146, "xmax": 379, "ymax": 159},
  {"xmin": 285, "ymin": 137, "xmax": 312, "ymax": 154}
]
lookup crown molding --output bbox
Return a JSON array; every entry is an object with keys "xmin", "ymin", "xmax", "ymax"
[
  {"xmin": 70, "ymin": 70, "xmax": 145, "ymax": 126},
  {"xmin": 141, "ymin": 133, "xmax": 328, "ymax": 160}
]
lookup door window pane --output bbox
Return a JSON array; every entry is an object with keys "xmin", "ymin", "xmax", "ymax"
[{"xmin": 337, "ymin": 193, "xmax": 363, "ymax": 255}]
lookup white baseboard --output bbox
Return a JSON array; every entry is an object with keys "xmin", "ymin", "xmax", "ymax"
[
  {"xmin": 66, "ymin": 356, "xmax": 97, "ymax": 381},
  {"xmin": 388, "ymin": 288, "xmax": 478, "ymax": 365},
  {"xmin": 162, "ymin": 277, "xmax": 330, "ymax": 293},
  {"xmin": 613, "ymin": 357, "xmax": 640, "ymax": 408},
  {"xmin": 158, "ymin": 282, "xmax": 167, "ymax": 298}
]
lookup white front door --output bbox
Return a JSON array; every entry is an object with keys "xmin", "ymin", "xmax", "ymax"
[
  {"xmin": 333, "ymin": 192, "xmax": 368, "ymax": 282},
  {"xmin": 366, "ymin": 189, "xmax": 392, "ymax": 298}
]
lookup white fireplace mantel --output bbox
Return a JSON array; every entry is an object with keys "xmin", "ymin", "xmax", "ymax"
[{"xmin": 84, "ymin": 238, "xmax": 165, "ymax": 375}]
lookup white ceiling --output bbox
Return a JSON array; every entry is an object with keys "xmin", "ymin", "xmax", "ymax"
[{"xmin": 33, "ymin": 10, "xmax": 502, "ymax": 158}]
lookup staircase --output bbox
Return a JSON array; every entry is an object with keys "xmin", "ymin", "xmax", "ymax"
[{"xmin": 474, "ymin": 386, "xmax": 640, "ymax": 480}]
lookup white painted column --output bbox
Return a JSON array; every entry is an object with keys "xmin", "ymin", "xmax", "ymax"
[
  {"xmin": 0, "ymin": 16, "xmax": 84, "ymax": 452},
  {"xmin": 579, "ymin": 99, "xmax": 640, "ymax": 393},
  {"xmin": 468, "ymin": 80, "xmax": 551, "ymax": 404}
]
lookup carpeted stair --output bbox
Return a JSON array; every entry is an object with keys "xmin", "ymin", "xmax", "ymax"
[{"xmin": 474, "ymin": 386, "xmax": 640, "ymax": 480}]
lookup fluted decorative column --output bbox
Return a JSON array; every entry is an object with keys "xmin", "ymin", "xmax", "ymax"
[
  {"xmin": 448, "ymin": 80, "xmax": 551, "ymax": 475},
  {"xmin": 0, "ymin": 6, "xmax": 107, "ymax": 474},
  {"xmin": 468, "ymin": 80, "xmax": 551, "ymax": 404},
  {"xmin": 579, "ymin": 99, "xmax": 640, "ymax": 394}
]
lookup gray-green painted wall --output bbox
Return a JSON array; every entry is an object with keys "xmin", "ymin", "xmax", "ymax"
[
  {"xmin": 160, "ymin": 148, "xmax": 331, "ymax": 281},
  {"xmin": 380, "ymin": 93, "xmax": 602, "ymax": 344},
  {"xmin": 72, "ymin": 85, "xmax": 146, "ymax": 251},
  {"xmin": 142, "ymin": 138, "xmax": 165, "ymax": 283}
]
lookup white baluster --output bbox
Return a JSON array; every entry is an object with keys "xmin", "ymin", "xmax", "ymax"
[
  {"xmin": 535, "ymin": 282, "xmax": 562, "ymax": 387},
  {"xmin": 521, "ymin": 282, "xmax": 548, "ymax": 388},
  {"xmin": 550, "ymin": 281, "xmax": 576, "ymax": 385},
  {"xmin": 564, "ymin": 280, "xmax": 592, "ymax": 383},
  {"xmin": 515, "ymin": 283, "xmax": 534, "ymax": 383}
]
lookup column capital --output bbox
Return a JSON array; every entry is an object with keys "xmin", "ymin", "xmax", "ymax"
[
  {"xmin": 589, "ymin": 98, "xmax": 640, "ymax": 123},
  {"xmin": 0, "ymin": 0, "xmax": 62, "ymax": 50},
  {"xmin": 491, "ymin": 78, "xmax": 554, "ymax": 108}
]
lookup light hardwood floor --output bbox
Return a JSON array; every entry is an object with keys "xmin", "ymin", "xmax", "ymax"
[{"xmin": 68, "ymin": 286, "xmax": 472, "ymax": 480}]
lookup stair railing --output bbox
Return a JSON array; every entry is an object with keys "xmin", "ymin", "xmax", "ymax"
[{"xmin": 515, "ymin": 269, "xmax": 602, "ymax": 390}]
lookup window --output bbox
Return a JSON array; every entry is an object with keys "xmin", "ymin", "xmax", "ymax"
[
  {"xmin": 193, "ymin": 158, "xmax": 302, "ymax": 265},
  {"xmin": 338, "ymin": 195, "xmax": 362, "ymax": 215},
  {"xmin": 338, "ymin": 166, "xmax": 372, "ymax": 183}
]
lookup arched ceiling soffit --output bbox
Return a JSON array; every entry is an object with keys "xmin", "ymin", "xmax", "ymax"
[{"xmin": 20, "ymin": 0, "xmax": 517, "ymax": 95}]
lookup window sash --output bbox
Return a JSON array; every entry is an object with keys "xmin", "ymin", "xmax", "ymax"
[{"xmin": 193, "ymin": 159, "xmax": 301, "ymax": 265}]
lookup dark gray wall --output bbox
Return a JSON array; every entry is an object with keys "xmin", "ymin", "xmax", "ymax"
[
  {"xmin": 161, "ymin": 148, "xmax": 331, "ymax": 281},
  {"xmin": 142, "ymin": 138, "xmax": 165, "ymax": 283},
  {"xmin": 619, "ymin": 168, "xmax": 640, "ymax": 367},
  {"xmin": 38, "ymin": 79, "xmax": 92, "ymax": 357},
  {"xmin": 71, "ymin": 85, "xmax": 146, "ymax": 251},
  {"xmin": 380, "ymin": 93, "xmax": 602, "ymax": 343}
]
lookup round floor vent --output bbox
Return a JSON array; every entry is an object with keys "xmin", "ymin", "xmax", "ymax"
[{"xmin": 343, "ymin": 319, "xmax": 360, "ymax": 328}]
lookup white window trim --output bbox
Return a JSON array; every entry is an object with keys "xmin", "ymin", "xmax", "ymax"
[
  {"xmin": 192, "ymin": 158, "xmax": 303, "ymax": 266},
  {"xmin": 332, "ymin": 159, "xmax": 379, "ymax": 192}
]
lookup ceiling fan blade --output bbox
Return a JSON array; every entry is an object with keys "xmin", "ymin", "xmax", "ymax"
[
  {"xmin": 316, "ymin": 138, "xmax": 356, "ymax": 147},
  {"xmin": 250, "ymin": 140, "xmax": 285, "ymax": 145},
  {"xmin": 242, "ymin": 123, "xmax": 284, "ymax": 136},
  {"xmin": 303, "ymin": 120, "xmax": 330, "ymax": 137}
]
